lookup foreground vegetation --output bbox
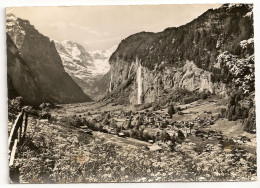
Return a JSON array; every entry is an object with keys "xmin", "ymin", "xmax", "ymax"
[
  {"xmin": 8, "ymin": 89, "xmax": 256, "ymax": 183},
  {"xmin": 14, "ymin": 116, "xmax": 256, "ymax": 183},
  {"xmin": 8, "ymin": 99, "xmax": 255, "ymax": 183}
]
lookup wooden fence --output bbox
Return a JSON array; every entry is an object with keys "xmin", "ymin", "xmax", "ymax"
[{"xmin": 8, "ymin": 109, "xmax": 29, "ymax": 183}]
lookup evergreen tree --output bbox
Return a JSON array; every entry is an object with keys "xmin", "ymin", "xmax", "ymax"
[
  {"xmin": 177, "ymin": 130, "xmax": 185, "ymax": 139},
  {"xmin": 168, "ymin": 104, "xmax": 175, "ymax": 118},
  {"xmin": 235, "ymin": 106, "xmax": 242, "ymax": 119},
  {"xmin": 160, "ymin": 131, "xmax": 171, "ymax": 142}
]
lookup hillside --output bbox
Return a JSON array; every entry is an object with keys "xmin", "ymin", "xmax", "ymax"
[
  {"xmin": 107, "ymin": 4, "xmax": 254, "ymax": 105},
  {"xmin": 6, "ymin": 13, "xmax": 92, "ymax": 106},
  {"xmin": 7, "ymin": 34, "xmax": 44, "ymax": 106}
]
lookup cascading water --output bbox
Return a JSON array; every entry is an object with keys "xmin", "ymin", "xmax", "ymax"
[
  {"xmin": 109, "ymin": 72, "xmax": 113, "ymax": 92},
  {"xmin": 128, "ymin": 63, "xmax": 133, "ymax": 79},
  {"xmin": 137, "ymin": 62, "xmax": 142, "ymax": 104}
]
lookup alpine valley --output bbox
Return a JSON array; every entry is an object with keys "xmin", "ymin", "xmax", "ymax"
[{"xmin": 7, "ymin": 4, "xmax": 257, "ymax": 183}]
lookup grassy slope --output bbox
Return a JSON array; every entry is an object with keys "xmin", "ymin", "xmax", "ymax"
[
  {"xmin": 14, "ymin": 95, "xmax": 256, "ymax": 183},
  {"xmin": 16, "ymin": 113, "xmax": 256, "ymax": 183}
]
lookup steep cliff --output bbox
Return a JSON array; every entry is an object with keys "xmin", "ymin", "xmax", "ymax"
[
  {"xmin": 6, "ymin": 14, "xmax": 92, "ymax": 106},
  {"xmin": 7, "ymin": 34, "xmax": 44, "ymax": 106},
  {"xmin": 107, "ymin": 4, "xmax": 254, "ymax": 105}
]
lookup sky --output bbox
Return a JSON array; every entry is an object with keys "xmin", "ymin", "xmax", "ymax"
[{"xmin": 6, "ymin": 4, "xmax": 221, "ymax": 50}]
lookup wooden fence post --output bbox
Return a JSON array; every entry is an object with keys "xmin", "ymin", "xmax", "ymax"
[
  {"xmin": 8, "ymin": 112, "xmax": 23, "ymax": 151},
  {"xmin": 9, "ymin": 138, "xmax": 20, "ymax": 183},
  {"xmin": 22, "ymin": 112, "xmax": 28, "ymax": 143},
  {"xmin": 17, "ymin": 128, "xmax": 21, "ymax": 143},
  {"xmin": 8, "ymin": 109, "xmax": 29, "ymax": 183},
  {"xmin": 9, "ymin": 139, "xmax": 18, "ymax": 167},
  {"xmin": 9, "ymin": 165, "xmax": 20, "ymax": 184},
  {"xmin": 17, "ymin": 111, "xmax": 24, "ymax": 145}
]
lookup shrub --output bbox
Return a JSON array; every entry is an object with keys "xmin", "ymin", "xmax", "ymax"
[
  {"xmin": 129, "ymin": 129, "xmax": 139, "ymax": 139},
  {"xmin": 60, "ymin": 116, "xmax": 85, "ymax": 128},
  {"xmin": 177, "ymin": 130, "xmax": 185, "ymax": 139},
  {"xmin": 135, "ymin": 103, "xmax": 152, "ymax": 111},
  {"xmin": 182, "ymin": 96, "xmax": 198, "ymax": 104},
  {"xmin": 130, "ymin": 128, "xmax": 143, "ymax": 139},
  {"xmin": 160, "ymin": 131, "xmax": 171, "ymax": 142},
  {"xmin": 8, "ymin": 96, "xmax": 24, "ymax": 115},
  {"xmin": 220, "ymin": 108, "xmax": 226, "ymax": 118},
  {"xmin": 93, "ymin": 123, "xmax": 104, "ymax": 131},
  {"xmin": 168, "ymin": 104, "xmax": 175, "ymax": 117},
  {"xmin": 152, "ymin": 102, "xmax": 160, "ymax": 111},
  {"xmin": 28, "ymin": 108, "xmax": 39, "ymax": 117},
  {"xmin": 102, "ymin": 118, "xmax": 110, "ymax": 126},
  {"xmin": 122, "ymin": 130, "xmax": 130, "ymax": 137},
  {"xmin": 40, "ymin": 111, "xmax": 51, "ymax": 120},
  {"xmin": 243, "ymin": 107, "xmax": 256, "ymax": 133},
  {"xmin": 142, "ymin": 131, "xmax": 153, "ymax": 142},
  {"xmin": 199, "ymin": 91, "xmax": 209, "ymax": 100}
]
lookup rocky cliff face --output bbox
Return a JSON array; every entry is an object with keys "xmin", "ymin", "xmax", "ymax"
[
  {"xmin": 54, "ymin": 40, "xmax": 117, "ymax": 99},
  {"xmin": 108, "ymin": 59, "xmax": 227, "ymax": 104},
  {"xmin": 107, "ymin": 4, "xmax": 254, "ymax": 105},
  {"xmin": 6, "ymin": 14, "xmax": 92, "ymax": 106},
  {"xmin": 7, "ymin": 34, "xmax": 44, "ymax": 106}
]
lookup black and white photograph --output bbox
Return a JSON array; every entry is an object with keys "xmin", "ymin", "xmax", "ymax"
[{"xmin": 5, "ymin": 2, "xmax": 257, "ymax": 184}]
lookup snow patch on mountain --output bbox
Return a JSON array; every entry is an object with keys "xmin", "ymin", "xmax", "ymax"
[
  {"xmin": 54, "ymin": 40, "xmax": 117, "ymax": 98},
  {"xmin": 6, "ymin": 13, "xmax": 27, "ymax": 48},
  {"xmin": 89, "ymin": 45, "xmax": 118, "ymax": 75}
]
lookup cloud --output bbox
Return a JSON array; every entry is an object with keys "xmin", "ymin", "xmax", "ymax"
[
  {"xmin": 48, "ymin": 21, "xmax": 109, "ymax": 37},
  {"xmin": 49, "ymin": 22, "xmax": 76, "ymax": 28},
  {"xmin": 83, "ymin": 37, "xmax": 122, "ymax": 45}
]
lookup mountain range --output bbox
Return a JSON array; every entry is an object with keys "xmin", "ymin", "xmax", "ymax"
[
  {"xmin": 54, "ymin": 40, "xmax": 117, "ymax": 99},
  {"xmin": 6, "ymin": 4, "xmax": 254, "ymax": 109},
  {"xmin": 6, "ymin": 13, "xmax": 92, "ymax": 106}
]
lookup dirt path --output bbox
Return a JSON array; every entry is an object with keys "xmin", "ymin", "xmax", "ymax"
[{"xmin": 94, "ymin": 131, "xmax": 152, "ymax": 147}]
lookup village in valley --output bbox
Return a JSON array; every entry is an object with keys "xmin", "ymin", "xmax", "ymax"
[
  {"xmin": 55, "ymin": 94, "xmax": 255, "ymax": 152},
  {"xmin": 7, "ymin": 92, "xmax": 256, "ymax": 183},
  {"xmin": 14, "ymin": 92, "xmax": 252, "ymax": 183}
]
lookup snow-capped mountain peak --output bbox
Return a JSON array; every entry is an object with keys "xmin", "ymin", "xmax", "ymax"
[
  {"xmin": 54, "ymin": 40, "xmax": 117, "ymax": 98},
  {"xmin": 88, "ymin": 45, "xmax": 118, "ymax": 75},
  {"xmin": 6, "ymin": 13, "xmax": 27, "ymax": 48},
  {"xmin": 90, "ymin": 45, "xmax": 118, "ymax": 59},
  {"xmin": 6, "ymin": 13, "xmax": 17, "ymax": 23}
]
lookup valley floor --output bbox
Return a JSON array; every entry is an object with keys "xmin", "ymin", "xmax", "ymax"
[{"xmin": 10, "ymin": 96, "xmax": 257, "ymax": 183}]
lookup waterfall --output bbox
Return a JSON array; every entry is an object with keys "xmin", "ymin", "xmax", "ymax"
[
  {"xmin": 128, "ymin": 63, "xmax": 133, "ymax": 79},
  {"xmin": 109, "ymin": 72, "xmax": 113, "ymax": 92},
  {"xmin": 137, "ymin": 62, "xmax": 142, "ymax": 104}
]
